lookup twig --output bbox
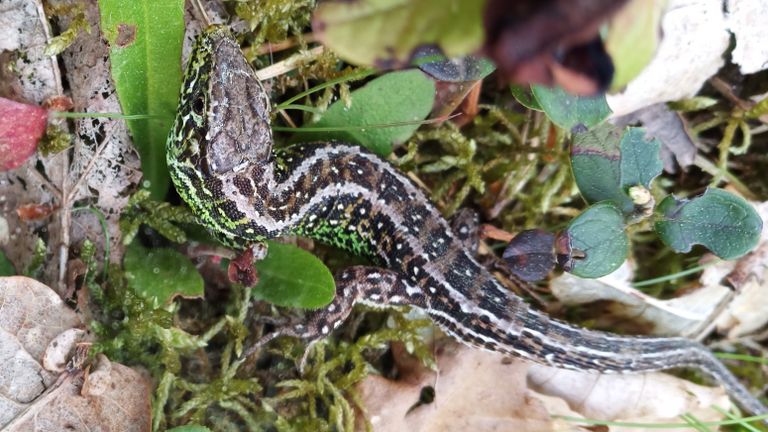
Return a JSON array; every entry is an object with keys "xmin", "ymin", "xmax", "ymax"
[{"xmin": 255, "ymin": 46, "xmax": 324, "ymax": 81}]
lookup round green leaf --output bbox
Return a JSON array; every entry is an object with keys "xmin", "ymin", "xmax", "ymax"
[
  {"xmin": 531, "ymin": 85, "xmax": 612, "ymax": 130},
  {"xmin": 565, "ymin": 202, "xmax": 629, "ymax": 278},
  {"xmin": 124, "ymin": 243, "xmax": 204, "ymax": 308},
  {"xmin": 655, "ymin": 189, "xmax": 762, "ymax": 259},
  {"xmin": 571, "ymin": 123, "xmax": 634, "ymax": 212},
  {"xmin": 252, "ymin": 241, "xmax": 335, "ymax": 309},
  {"xmin": 618, "ymin": 127, "xmax": 663, "ymax": 190},
  {"xmin": 297, "ymin": 70, "xmax": 435, "ymax": 156}
]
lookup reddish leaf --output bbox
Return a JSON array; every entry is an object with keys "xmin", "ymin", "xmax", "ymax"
[
  {"xmin": 0, "ymin": 97, "xmax": 48, "ymax": 171},
  {"xmin": 228, "ymin": 246, "xmax": 259, "ymax": 287},
  {"xmin": 501, "ymin": 229, "xmax": 556, "ymax": 281},
  {"xmin": 16, "ymin": 203, "xmax": 59, "ymax": 221}
]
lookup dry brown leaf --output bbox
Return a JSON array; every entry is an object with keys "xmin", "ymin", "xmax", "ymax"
[
  {"xmin": 1, "ymin": 277, "xmax": 151, "ymax": 430},
  {"xmin": 357, "ymin": 343, "xmax": 729, "ymax": 432},
  {"xmin": 0, "ymin": 276, "xmax": 84, "ymax": 426},
  {"xmin": 357, "ymin": 344, "xmax": 558, "ymax": 432},
  {"xmin": 4, "ymin": 354, "xmax": 152, "ymax": 432}
]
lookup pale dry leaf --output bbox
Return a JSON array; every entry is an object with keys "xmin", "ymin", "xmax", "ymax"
[
  {"xmin": 550, "ymin": 262, "xmax": 727, "ymax": 337},
  {"xmin": 606, "ymin": 0, "xmax": 730, "ymax": 117},
  {"xmin": 52, "ymin": 0, "xmax": 142, "ymax": 264},
  {"xmin": 5, "ymin": 354, "xmax": 152, "ymax": 432},
  {"xmin": 0, "ymin": 276, "xmax": 83, "ymax": 427},
  {"xmin": 726, "ymin": 0, "xmax": 768, "ymax": 75},
  {"xmin": 529, "ymin": 364, "xmax": 730, "ymax": 432},
  {"xmin": 357, "ymin": 344, "xmax": 556, "ymax": 432},
  {"xmin": 0, "ymin": 0, "xmax": 62, "ymax": 101},
  {"xmin": 43, "ymin": 328, "xmax": 88, "ymax": 373}
]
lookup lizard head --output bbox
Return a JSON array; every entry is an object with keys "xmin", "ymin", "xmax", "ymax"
[{"xmin": 167, "ymin": 25, "xmax": 273, "ymax": 178}]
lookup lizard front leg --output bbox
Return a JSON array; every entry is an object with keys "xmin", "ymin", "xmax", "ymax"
[{"xmin": 242, "ymin": 266, "xmax": 426, "ymax": 359}]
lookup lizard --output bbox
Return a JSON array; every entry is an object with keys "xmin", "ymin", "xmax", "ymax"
[{"xmin": 166, "ymin": 26, "xmax": 767, "ymax": 417}]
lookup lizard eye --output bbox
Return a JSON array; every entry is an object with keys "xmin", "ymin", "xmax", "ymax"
[{"xmin": 192, "ymin": 96, "xmax": 205, "ymax": 115}]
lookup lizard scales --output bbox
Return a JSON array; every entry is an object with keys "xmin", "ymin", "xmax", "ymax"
[{"xmin": 167, "ymin": 26, "xmax": 767, "ymax": 416}]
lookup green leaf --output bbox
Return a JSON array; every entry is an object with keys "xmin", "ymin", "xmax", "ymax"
[
  {"xmin": 566, "ymin": 202, "xmax": 629, "ymax": 278},
  {"xmin": 655, "ymin": 189, "xmax": 762, "ymax": 260},
  {"xmin": 618, "ymin": 127, "xmax": 663, "ymax": 189},
  {"xmin": 297, "ymin": 70, "xmax": 435, "ymax": 155},
  {"xmin": 252, "ymin": 241, "xmax": 335, "ymax": 309},
  {"xmin": 0, "ymin": 251, "xmax": 15, "ymax": 276},
  {"xmin": 509, "ymin": 85, "xmax": 542, "ymax": 111},
  {"xmin": 313, "ymin": 0, "xmax": 485, "ymax": 67},
  {"xmin": 167, "ymin": 426, "xmax": 212, "ymax": 432},
  {"xmin": 415, "ymin": 48, "xmax": 495, "ymax": 82},
  {"xmin": 571, "ymin": 123, "xmax": 634, "ymax": 212},
  {"xmin": 99, "ymin": 0, "xmax": 185, "ymax": 199},
  {"xmin": 531, "ymin": 85, "xmax": 611, "ymax": 130},
  {"xmin": 124, "ymin": 243, "xmax": 204, "ymax": 308}
]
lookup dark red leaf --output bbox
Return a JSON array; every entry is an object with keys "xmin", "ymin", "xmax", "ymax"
[
  {"xmin": 501, "ymin": 229, "xmax": 556, "ymax": 281},
  {"xmin": 228, "ymin": 246, "xmax": 259, "ymax": 287}
]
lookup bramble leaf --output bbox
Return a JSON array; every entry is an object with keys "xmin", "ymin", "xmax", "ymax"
[
  {"xmin": 655, "ymin": 189, "xmax": 762, "ymax": 259},
  {"xmin": 565, "ymin": 202, "xmax": 628, "ymax": 278}
]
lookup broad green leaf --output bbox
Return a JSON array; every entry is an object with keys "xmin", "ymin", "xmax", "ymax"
[
  {"xmin": 655, "ymin": 189, "xmax": 762, "ymax": 259},
  {"xmin": 565, "ymin": 202, "xmax": 629, "ymax": 278},
  {"xmin": 509, "ymin": 85, "xmax": 542, "ymax": 111},
  {"xmin": 297, "ymin": 70, "xmax": 435, "ymax": 155},
  {"xmin": 99, "ymin": 0, "xmax": 185, "ymax": 199},
  {"xmin": 313, "ymin": 0, "xmax": 485, "ymax": 67},
  {"xmin": 571, "ymin": 124, "xmax": 634, "ymax": 212},
  {"xmin": 0, "ymin": 251, "xmax": 15, "ymax": 276},
  {"xmin": 252, "ymin": 241, "xmax": 335, "ymax": 309},
  {"xmin": 618, "ymin": 127, "xmax": 663, "ymax": 189},
  {"xmin": 605, "ymin": 0, "xmax": 664, "ymax": 90},
  {"xmin": 124, "ymin": 243, "xmax": 204, "ymax": 308},
  {"xmin": 532, "ymin": 85, "xmax": 611, "ymax": 130}
]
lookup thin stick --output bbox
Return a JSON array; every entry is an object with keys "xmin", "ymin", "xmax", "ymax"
[{"xmin": 255, "ymin": 46, "xmax": 324, "ymax": 81}]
